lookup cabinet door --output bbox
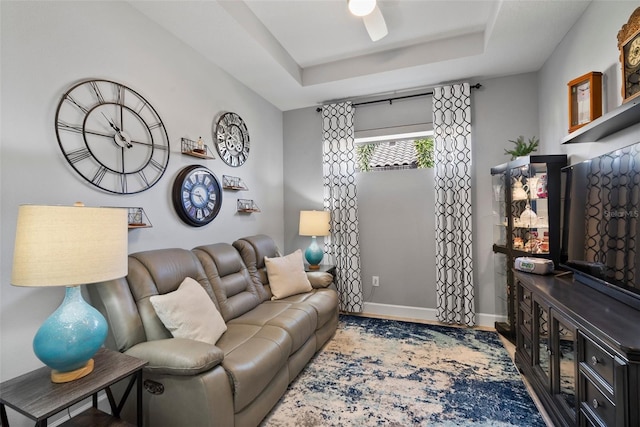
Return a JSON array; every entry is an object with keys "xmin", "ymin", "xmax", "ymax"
[
  {"xmin": 533, "ymin": 298, "xmax": 551, "ymax": 389},
  {"xmin": 551, "ymin": 310, "xmax": 578, "ymax": 425}
]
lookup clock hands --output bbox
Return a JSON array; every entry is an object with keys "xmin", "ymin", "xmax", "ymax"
[{"xmin": 101, "ymin": 112, "xmax": 133, "ymax": 148}]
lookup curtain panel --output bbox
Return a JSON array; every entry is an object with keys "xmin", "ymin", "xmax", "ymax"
[
  {"xmin": 432, "ymin": 83, "xmax": 475, "ymax": 326},
  {"xmin": 321, "ymin": 102, "xmax": 363, "ymax": 313}
]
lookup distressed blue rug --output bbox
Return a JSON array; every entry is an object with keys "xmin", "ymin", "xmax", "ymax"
[{"xmin": 262, "ymin": 315, "xmax": 545, "ymax": 426}]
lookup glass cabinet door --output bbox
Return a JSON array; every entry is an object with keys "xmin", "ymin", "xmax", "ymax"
[
  {"xmin": 533, "ymin": 299, "xmax": 551, "ymax": 389},
  {"xmin": 492, "ymin": 172, "xmax": 507, "ymax": 247},
  {"xmin": 551, "ymin": 311, "xmax": 577, "ymax": 424},
  {"xmin": 509, "ymin": 162, "xmax": 550, "ymax": 256}
]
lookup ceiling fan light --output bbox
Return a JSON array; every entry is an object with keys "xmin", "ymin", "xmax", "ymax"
[{"xmin": 348, "ymin": 0, "xmax": 376, "ymax": 17}]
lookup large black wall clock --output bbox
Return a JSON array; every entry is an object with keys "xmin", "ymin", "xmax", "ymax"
[
  {"xmin": 172, "ymin": 165, "xmax": 222, "ymax": 227},
  {"xmin": 213, "ymin": 112, "xmax": 250, "ymax": 167},
  {"xmin": 55, "ymin": 79, "xmax": 170, "ymax": 194}
]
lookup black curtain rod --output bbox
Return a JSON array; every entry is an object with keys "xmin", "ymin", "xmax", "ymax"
[{"xmin": 316, "ymin": 83, "xmax": 482, "ymax": 112}]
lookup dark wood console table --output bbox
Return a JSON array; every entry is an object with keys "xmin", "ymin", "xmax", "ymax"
[
  {"xmin": 0, "ymin": 348, "xmax": 146, "ymax": 427},
  {"xmin": 515, "ymin": 271, "xmax": 640, "ymax": 427}
]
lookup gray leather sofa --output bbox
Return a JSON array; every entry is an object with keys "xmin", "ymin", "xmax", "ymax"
[{"xmin": 88, "ymin": 234, "xmax": 339, "ymax": 427}]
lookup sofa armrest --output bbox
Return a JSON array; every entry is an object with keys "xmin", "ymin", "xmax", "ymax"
[
  {"xmin": 124, "ymin": 338, "xmax": 224, "ymax": 376},
  {"xmin": 306, "ymin": 271, "xmax": 333, "ymax": 288}
]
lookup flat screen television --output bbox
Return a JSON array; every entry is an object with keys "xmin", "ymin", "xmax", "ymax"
[{"xmin": 561, "ymin": 141, "xmax": 640, "ymax": 310}]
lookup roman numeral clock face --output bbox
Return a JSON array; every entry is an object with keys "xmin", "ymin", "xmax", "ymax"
[
  {"xmin": 172, "ymin": 165, "xmax": 222, "ymax": 227},
  {"xmin": 213, "ymin": 112, "xmax": 250, "ymax": 167},
  {"xmin": 55, "ymin": 79, "xmax": 170, "ymax": 194}
]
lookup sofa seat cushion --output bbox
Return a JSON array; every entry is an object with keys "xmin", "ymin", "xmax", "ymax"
[
  {"xmin": 228, "ymin": 303, "xmax": 317, "ymax": 355},
  {"xmin": 268, "ymin": 288, "xmax": 339, "ymax": 330},
  {"xmin": 216, "ymin": 324, "xmax": 292, "ymax": 412}
]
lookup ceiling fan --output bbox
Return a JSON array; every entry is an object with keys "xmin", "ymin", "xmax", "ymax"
[{"xmin": 348, "ymin": 0, "xmax": 388, "ymax": 42}]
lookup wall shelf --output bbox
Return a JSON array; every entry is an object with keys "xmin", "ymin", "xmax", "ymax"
[
  {"xmin": 562, "ymin": 99, "xmax": 640, "ymax": 144},
  {"xmin": 237, "ymin": 199, "xmax": 260, "ymax": 213},
  {"xmin": 127, "ymin": 207, "xmax": 152, "ymax": 228},
  {"xmin": 181, "ymin": 137, "xmax": 215, "ymax": 159},
  {"xmin": 222, "ymin": 175, "xmax": 248, "ymax": 191}
]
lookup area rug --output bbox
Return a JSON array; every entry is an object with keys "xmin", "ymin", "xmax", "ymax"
[{"xmin": 261, "ymin": 315, "xmax": 545, "ymax": 427}]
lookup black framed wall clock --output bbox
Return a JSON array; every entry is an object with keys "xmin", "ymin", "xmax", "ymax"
[
  {"xmin": 55, "ymin": 79, "xmax": 170, "ymax": 194},
  {"xmin": 172, "ymin": 165, "xmax": 222, "ymax": 227},
  {"xmin": 213, "ymin": 112, "xmax": 250, "ymax": 167},
  {"xmin": 618, "ymin": 7, "xmax": 640, "ymax": 103}
]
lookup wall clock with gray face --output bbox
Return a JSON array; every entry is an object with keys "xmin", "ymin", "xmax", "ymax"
[
  {"xmin": 213, "ymin": 111, "xmax": 250, "ymax": 167},
  {"xmin": 55, "ymin": 79, "xmax": 170, "ymax": 194}
]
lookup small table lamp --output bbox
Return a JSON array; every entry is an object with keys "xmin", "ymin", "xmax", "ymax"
[
  {"xmin": 299, "ymin": 210, "xmax": 330, "ymax": 269},
  {"xmin": 11, "ymin": 204, "xmax": 128, "ymax": 383}
]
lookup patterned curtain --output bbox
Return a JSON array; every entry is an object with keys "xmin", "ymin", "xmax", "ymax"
[
  {"xmin": 321, "ymin": 102, "xmax": 363, "ymax": 313},
  {"xmin": 432, "ymin": 83, "xmax": 475, "ymax": 326}
]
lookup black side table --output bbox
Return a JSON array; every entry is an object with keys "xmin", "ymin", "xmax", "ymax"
[
  {"xmin": 304, "ymin": 264, "xmax": 336, "ymax": 275},
  {"xmin": 0, "ymin": 348, "xmax": 146, "ymax": 427}
]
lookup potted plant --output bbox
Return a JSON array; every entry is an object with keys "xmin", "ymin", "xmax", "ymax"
[{"xmin": 504, "ymin": 136, "xmax": 539, "ymax": 160}]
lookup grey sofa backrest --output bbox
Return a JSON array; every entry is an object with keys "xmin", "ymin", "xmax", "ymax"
[
  {"xmin": 193, "ymin": 243, "xmax": 262, "ymax": 322},
  {"xmin": 232, "ymin": 234, "xmax": 281, "ymax": 301},
  {"xmin": 88, "ymin": 248, "xmax": 215, "ymax": 352}
]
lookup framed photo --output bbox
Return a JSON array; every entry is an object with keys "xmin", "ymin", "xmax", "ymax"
[{"xmin": 567, "ymin": 71, "xmax": 602, "ymax": 134}]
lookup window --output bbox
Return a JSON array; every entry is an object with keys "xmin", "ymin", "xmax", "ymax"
[{"xmin": 355, "ymin": 131, "xmax": 434, "ymax": 172}]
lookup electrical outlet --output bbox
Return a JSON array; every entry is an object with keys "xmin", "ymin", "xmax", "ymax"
[{"xmin": 372, "ymin": 276, "xmax": 379, "ymax": 287}]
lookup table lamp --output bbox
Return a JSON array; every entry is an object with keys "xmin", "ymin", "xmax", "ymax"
[
  {"xmin": 299, "ymin": 210, "xmax": 330, "ymax": 269},
  {"xmin": 11, "ymin": 204, "xmax": 127, "ymax": 383}
]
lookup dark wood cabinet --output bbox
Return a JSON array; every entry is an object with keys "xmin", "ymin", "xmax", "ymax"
[
  {"xmin": 492, "ymin": 155, "xmax": 567, "ymax": 339},
  {"xmin": 515, "ymin": 271, "xmax": 640, "ymax": 427}
]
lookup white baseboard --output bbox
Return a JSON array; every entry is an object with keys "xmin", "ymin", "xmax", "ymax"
[{"xmin": 362, "ymin": 302, "xmax": 507, "ymax": 329}]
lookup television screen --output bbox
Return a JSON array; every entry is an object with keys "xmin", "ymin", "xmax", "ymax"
[{"xmin": 562, "ymin": 141, "xmax": 640, "ymax": 306}]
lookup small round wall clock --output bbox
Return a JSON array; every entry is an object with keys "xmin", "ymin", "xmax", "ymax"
[
  {"xmin": 213, "ymin": 112, "xmax": 250, "ymax": 167},
  {"xmin": 172, "ymin": 165, "xmax": 222, "ymax": 227},
  {"xmin": 55, "ymin": 79, "xmax": 170, "ymax": 194}
]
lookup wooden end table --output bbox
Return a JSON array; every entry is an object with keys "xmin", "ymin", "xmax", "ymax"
[{"xmin": 0, "ymin": 348, "xmax": 146, "ymax": 427}]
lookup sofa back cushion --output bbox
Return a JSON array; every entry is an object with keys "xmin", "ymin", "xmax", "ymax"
[
  {"xmin": 232, "ymin": 234, "xmax": 281, "ymax": 301},
  {"xmin": 193, "ymin": 243, "xmax": 262, "ymax": 322},
  {"xmin": 128, "ymin": 248, "xmax": 217, "ymax": 342},
  {"xmin": 87, "ymin": 277, "xmax": 147, "ymax": 353}
]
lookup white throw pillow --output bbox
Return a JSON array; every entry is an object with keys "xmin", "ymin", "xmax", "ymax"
[
  {"xmin": 265, "ymin": 249, "xmax": 313, "ymax": 300},
  {"xmin": 150, "ymin": 277, "xmax": 227, "ymax": 345}
]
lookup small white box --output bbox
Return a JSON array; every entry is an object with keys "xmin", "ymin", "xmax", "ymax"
[{"xmin": 514, "ymin": 257, "xmax": 554, "ymax": 275}]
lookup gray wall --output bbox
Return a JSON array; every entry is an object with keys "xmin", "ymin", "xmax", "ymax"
[
  {"xmin": 283, "ymin": 73, "xmax": 540, "ymax": 323},
  {"xmin": 0, "ymin": 1, "xmax": 284, "ymax": 409},
  {"xmin": 539, "ymin": 1, "xmax": 640, "ymax": 157}
]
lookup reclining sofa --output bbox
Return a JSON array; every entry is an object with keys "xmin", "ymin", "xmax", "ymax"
[{"xmin": 87, "ymin": 234, "xmax": 339, "ymax": 427}]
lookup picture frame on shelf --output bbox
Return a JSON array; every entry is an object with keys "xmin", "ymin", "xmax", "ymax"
[
  {"xmin": 617, "ymin": 6, "xmax": 640, "ymax": 103},
  {"xmin": 567, "ymin": 71, "xmax": 602, "ymax": 133}
]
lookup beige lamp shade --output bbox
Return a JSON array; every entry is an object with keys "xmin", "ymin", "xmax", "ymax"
[
  {"xmin": 299, "ymin": 210, "xmax": 330, "ymax": 237},
  {"xmin": 11, "ymin": 205, "xmax": 128, "ymax": 287}
]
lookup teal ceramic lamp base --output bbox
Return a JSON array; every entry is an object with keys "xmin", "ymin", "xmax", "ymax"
[
  {"xmin": 305, "ymin": 236, "xmax": 324, "ymax": 270},
  {"xmin": 33, "ymin": 285, "xmax": 108, "ymax": 383}
]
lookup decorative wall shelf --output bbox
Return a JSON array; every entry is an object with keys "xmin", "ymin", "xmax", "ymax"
[
  {"xmin": 181, "ymin": 137, "xmax": 215, "ymax": 159},
  {"xmin": 237, "ymin": 199, "xmax": 260, "ymax": 213},
  {"xmin": 222, "ymin": 175, "xmax": 248, "ymax": 191},
  {"xmin": 562, "ymin": 98, "xmax": 640, "ymax": 144},
  {"xmin": 127, "ymin": 207, "xmax": 152, "ymax": 228}
]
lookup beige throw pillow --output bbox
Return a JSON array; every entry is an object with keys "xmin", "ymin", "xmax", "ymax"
[
  {"xmin": 265, "ymin": 249, "xmax": 313, "ymax": 300},
  {"xmin": 150, "ymin": 277, "xmax": 227, "ymax": 345}
]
